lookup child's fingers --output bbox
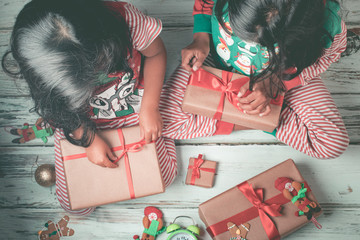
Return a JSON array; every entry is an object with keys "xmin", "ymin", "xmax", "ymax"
[
  {"xmin": 103, "ymin": 158, "xmax": 117, "ymax": 168},
  {"xmin": 237, "ymin": 81, "xmax": 250, "ymax": 98},
  {"xmin": 152, "ymin": 132, "xmax": 158, "ymax": 142},
  {"xmin": 144, "ymin": 131, "xmax": 152, "ymax": 144},
  {"xmin": 238, "ymin": 92, "xmax": 256, "ymax": 105},
  {"xmin": 107, "ymin": 150, "xmax": 118, "ymax": 162},
  {"xmin": 103, "ymin": 152, "xmax": 118, "ymax": 168},
  {"xmin": 242, "ymin": 103, "xmax": 264, "ymax": 115},
  {"xmin": 181, "ymin": 50, "xmax": 195, "ymax": 72},
  {"xmin": 259, "ymin": 105, "xmax": 271, "ymax": 117},
  {"xmin": 192, "ymin": 54, "xmax": 206, "ymax": 72}
]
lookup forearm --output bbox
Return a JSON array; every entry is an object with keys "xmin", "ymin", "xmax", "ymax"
[
  {"xmin": 141, "ymin": 37, "xmax": 167, "ymax": 111},
  {"xmin": 193, "ymin": 32, "xmax": 210, "ymax": 44}
]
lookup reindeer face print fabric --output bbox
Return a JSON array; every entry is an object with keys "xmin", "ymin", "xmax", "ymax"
[{"xmin": 89, "ymin": 49, "xmax": 144, "ymax": 120}]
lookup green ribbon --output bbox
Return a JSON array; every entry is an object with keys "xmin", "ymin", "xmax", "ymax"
[{"xmin": 291, "ymin": 183, "xmax": 308, "ymax": 204}]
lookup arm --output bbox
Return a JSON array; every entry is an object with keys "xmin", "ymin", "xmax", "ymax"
[
  {"xmin": 139, "ymin": 36, "xmax": 167, "ymax": 143},
  {"xmin": 181, "ymin": 0, "xmax": 214, "ymax": 72}
]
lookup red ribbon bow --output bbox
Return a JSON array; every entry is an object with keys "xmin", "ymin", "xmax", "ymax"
[
  {"xmin": 188, "ymin": 154, "xmax": 216, "ymax": 185},
  {"xmin": 189, "ymin": 68, "xmax": 249, "ymax": 120},
  {"xmin": 63, "ymin": 128, "xmax": 147, "ymax": 200},
  {"xmin": 237, "ymin": 182, "xmax": 282, "ymax": 240},
  {"xmin": 207, "ymin": 181, "xmax": 289, "ymax": 239},
  {"xmin": 189, "ymin": 68, "xmax": 284, "ymax": 120}
]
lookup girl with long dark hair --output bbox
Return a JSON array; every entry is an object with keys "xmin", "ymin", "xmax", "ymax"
[
  {"xmin": 2, "ymin": 0, "xmax": 177, "ymax": 214},
  {"xmin": 160, "ymin": 0, "xmax": 349, "ymax": 159}
]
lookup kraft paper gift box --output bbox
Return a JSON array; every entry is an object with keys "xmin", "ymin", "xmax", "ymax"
[
  {"xmin": 182, "ymin": 66, "xmax": 284, "ymax": 132},
  {"xmin": 59, "ymin": 126, "xmax": 165, "ymax": 210},
  {"xmin": 198, "ymin": 159, "xmax": 322, "ymax": 240},
  {"xmin": 185, "ymin": 154, "xmax": 217, "ymax": 188}
]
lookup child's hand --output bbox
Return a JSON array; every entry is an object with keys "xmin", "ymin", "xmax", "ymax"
[
  {"xmin": 85, "ymin": 133, "xmax": 118, "ymax": 168},
  {"xmin": 139, "ymin": 107, "xmax": 163, "ymax": 144},
  {"xmin": 181, "ymin": 32, "xmax": 210, "ymax": 72},
  {"xmin": 237, "ymin": 81, "xmax": 272, "ymax": 116}
]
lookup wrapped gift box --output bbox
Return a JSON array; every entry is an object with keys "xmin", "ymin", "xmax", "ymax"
[
  {"xmin": 199, "ymin": 159, "xmax": 322, "ymax": 240},
  {"xmin": 60, "ymin": 126, "xmax": 165, "ymax": 210},
  {"xmin": 185, "ymin": 154, "xmax": 217, "ymax": 188},
  {"xmin": 182, "ymin": 66, "xmax": 284, "ymax": 132}
]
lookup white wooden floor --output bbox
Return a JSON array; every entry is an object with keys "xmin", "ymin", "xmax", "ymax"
[{"xmin": 0, "ymin": 0, "xmax": 359, "ymax": 239}]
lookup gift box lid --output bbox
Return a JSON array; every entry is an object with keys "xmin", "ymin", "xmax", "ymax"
[
  {"xmin": 60, "ymin": 126, "xmax": 165, "ymax": 210},
  {"xmin": 185, "ymin": 155, "xmax": 217, "ymax": 188}
]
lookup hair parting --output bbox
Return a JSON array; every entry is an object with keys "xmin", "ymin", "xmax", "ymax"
[{"xmin": 2, "ymin": 0, "xmax": 133, "ymax": 146}]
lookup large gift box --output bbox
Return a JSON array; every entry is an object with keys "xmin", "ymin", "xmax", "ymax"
[
  {"xmin": 59, "ymin": 126, "xmax": 165, "ymax": 210},
  {"xmin": 199, "ymin": 159, "xmax": 322, "ymax": 240},
  {"xmin": 185, "ymin": 154, "xmax": 217, "ymax": 188},
  {"xmin": 182, "ymin": 66, "xmax": 284, "ymax": 132}
]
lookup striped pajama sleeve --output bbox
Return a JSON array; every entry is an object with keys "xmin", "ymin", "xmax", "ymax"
[{"xmin": 276, "ymin": 21, "xmax": 349, "ymax": 159}]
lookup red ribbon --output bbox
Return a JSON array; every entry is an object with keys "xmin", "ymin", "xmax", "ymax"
[
  {"xmin": 206, "ymin": 182, "xmax": 290, "ymax": 240},
  {"xmin": 188, "ymin": 154, "xmax": 216, "ymax": 185},
  {"xmin": 189, "ymin": 68, "xmax": 248, "ymax": 120},
  {"xmin": 62, "ymin": 128, "xmax": 146, "ymax": 200},
  {"xmin": 237, "ymin": 182, "xmax": 282, "ymax": 240},
  {"xmin": 113, "ymin": 128, "xmax": 146, "ymax": 199},
  {"xmin": 206, "ymin": 181, "xmax": 313, "ymax": 239},
  {"xmin": 188, "ymin": 68, "xmax": 284, "ymax": 120}
]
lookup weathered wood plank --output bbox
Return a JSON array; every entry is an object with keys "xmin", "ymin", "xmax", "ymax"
[
  {"xmin": 0, "ymin": 205, "xmax": 359, "ymax": 240},
  {"xmin": 0, "ymin": 0, "xmax": 359, "ymax": 29},
  {"xmin": 0, "ymin": 205, "xmax": 359, "ymax": 239},
  {"xmin": 1, "ymin": 145, "xmax": 359, "ymax": 208}
]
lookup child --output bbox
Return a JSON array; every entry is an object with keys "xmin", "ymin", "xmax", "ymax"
[
  {"xmin": 160, "ymin": 0, "xmax": 349, "ymax": 159},
  {"xmin": 3, "ymin": 0, "xmax": 177, "ymax": 215}
]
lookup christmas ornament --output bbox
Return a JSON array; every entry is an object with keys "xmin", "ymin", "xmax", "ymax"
[
  {"xmin": 166, "ymin": 216, "xmax": 200, "ymax": 240},
  {"xmin": 133, "ymin": 206, "xmax": 166, "ymax": 240},
  {"xmin": 35, "ymin": 164, "xmax": 56, "ymax": 187},
  {"xmin": 275, "ymin": 177, "xmax": 322, "ymax": 228},
  {"xmin": 9, "ymin": 117, "xmax": 54, "ymax": 144},
  {"xmin": 38, "ymin": 215, "xmax": 74, "ymax": 240},
  {"xmin": 227, "ymin": 222, "xmax": 250, "ymax": 240}
]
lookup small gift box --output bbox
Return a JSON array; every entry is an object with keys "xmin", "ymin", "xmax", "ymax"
[
  {"xmin": 199, "ymin": 159, "xmax": 322, "ymax": 240},
  {"xmin": 182, "ymin": 66, "xmax": 284, "ymax": 132},
  {"xmin": 60, "ymin": 126, "xmax": 165, "ymax": 210},
  {"xmin": 185, "ymin": 154, "xmax": 217, "ymax": 188}
]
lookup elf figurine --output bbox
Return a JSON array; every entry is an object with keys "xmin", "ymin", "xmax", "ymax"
[
  {"xmin": 9, "ymin": 117, "xmax": 54, "ymax": 144},
  {"xmin": 133, "ymin": 206, "xmax": 166, "ymax": 240},
  {"xmin": 38, "ymin": 215, "xmax": 74, "ymax": 240},
  {"xmin": 275, "ymin": 177, "xmax": 322, "ymax": 228}
]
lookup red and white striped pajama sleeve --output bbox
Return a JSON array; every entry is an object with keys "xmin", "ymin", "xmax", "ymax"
[{"xmin": 276, "ymin": 20, "xmax": 349, "ymax": 159}]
